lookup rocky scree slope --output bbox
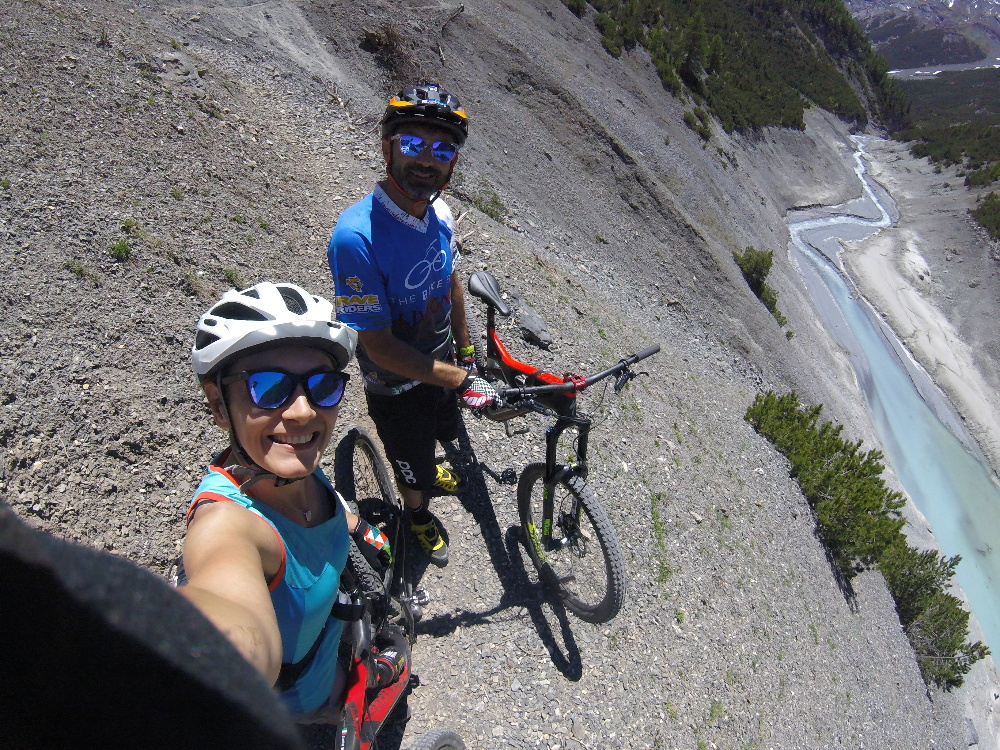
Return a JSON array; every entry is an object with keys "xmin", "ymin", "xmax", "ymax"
[{"xmin": 0, "ymin": 1, "xmax": 977, "ymax": 748}]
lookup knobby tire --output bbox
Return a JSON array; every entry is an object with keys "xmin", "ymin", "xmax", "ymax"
[
  {"xmin": 407, "ymin": 728, "xmax": 467, "ymax": 750},
  {"xmin": 517, "ymin": 463, "xmax": 627, "ymax": 623},
  {"xmin": 334, "ymin": 426, "xmax": 402, "ymax": 626},
  {"xmin": 465, "ymin": 308, "xmax": 487, "ymax": 376}
]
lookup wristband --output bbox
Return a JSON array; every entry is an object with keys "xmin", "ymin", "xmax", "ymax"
[{"xmin": 457, "ymin": 345, "xmax": 475, "ymax": 357}]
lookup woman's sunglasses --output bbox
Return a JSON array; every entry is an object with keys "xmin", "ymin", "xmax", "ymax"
[
  {"xmin": 222, "ymin": 370, "xmax": 349, "ymax": 410},
  {"xmin": 392, "ymin": 134, "xmax": 459, "ymax": 162}
]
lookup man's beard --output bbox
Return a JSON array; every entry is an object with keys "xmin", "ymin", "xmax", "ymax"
[{"xmin": 391, "ymin": 161, "xmax": 447, "ymax": 200}]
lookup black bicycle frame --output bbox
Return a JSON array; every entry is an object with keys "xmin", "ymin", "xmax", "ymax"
[{"xmin": 480, "ymin": 301, "xmax": 591, "ymax": 516}]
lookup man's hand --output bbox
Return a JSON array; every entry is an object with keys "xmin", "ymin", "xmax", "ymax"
[
  {"xmin": 457, "ymin": 374, "xmax": 498, "ymax": 409},
  {"xmin": 351, "ymin": 519, "xmax": 391, "ymax": 572}
]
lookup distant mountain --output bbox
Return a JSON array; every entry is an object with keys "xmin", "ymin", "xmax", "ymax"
[
  {"xmin": 847, "ymin": 0, "xmax": 1000, "ymax": 24},
  {"xmin": 846, "ymin": 0, "xmax": 1000, "ymax": 68}
]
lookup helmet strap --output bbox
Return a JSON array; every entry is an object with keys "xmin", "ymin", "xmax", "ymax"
[{"xmin": 225, "ymin": 463, "xmax": 304, "ymax": 492}]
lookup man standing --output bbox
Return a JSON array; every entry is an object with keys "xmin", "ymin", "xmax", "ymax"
[{"xmin": 328, "ymin": 84, "xmax": 497, "ymax": 567}]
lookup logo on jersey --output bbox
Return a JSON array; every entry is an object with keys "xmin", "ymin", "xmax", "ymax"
[
  {"xmin": 336, "ymin": 294, "xmax": 382, "ymax": 314},
  {"xmin": 346, "ymin": 276, "xmax": 363, "ymax": 292},
  {"xmin": 404, "ymin": 242, "xmax": 448, "ymax": 290}
]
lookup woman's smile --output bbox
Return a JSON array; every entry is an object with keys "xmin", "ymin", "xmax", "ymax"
[
  {"xmin": 269, "ymin": 431, "xmax": 320, "ymax": 447},
  {"xmin": 220, "ymin": 346, "xmax": 342, "ymax": 478}
]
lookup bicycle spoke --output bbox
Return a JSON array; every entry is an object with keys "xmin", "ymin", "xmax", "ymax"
[{"xmin": 335, "ymin": 428, "xmax": 406, "ymax": 631}]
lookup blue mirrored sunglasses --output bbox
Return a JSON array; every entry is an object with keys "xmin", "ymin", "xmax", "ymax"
[
  {"xmin": 222, "ymin": 370, "xmax": 349, "ymax": 410},
  {"xmin": 392, "ymin": 134, "xmax": 459, "ymax": 162}
]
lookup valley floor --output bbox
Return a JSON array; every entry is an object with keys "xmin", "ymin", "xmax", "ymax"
[{"xmin": 837, "ymin": 136, "xmax": 1000, "ymax": 748}]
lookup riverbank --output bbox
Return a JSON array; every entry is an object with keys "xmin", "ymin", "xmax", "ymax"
[
  {"xmin": 840, "ymin": 137, "xmax": 1000, "ymax": 479},
  {"xmin": 837, "ymin": 135, "xmax": 1000, "ymax": 747}
]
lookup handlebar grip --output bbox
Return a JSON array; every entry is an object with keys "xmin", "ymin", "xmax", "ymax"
[
  {"xmin": 492, "ymin": 343, "xmax": 661, "ymax": 400},
  {"xmin": 632, "ymin": 344, "xmax": 661, "ymax": 362}
]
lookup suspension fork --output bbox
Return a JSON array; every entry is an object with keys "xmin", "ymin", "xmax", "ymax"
[
  {"xmin": 543, "ymin": 415, "xmax": 591, "ymax": 482},
  {"xmin": 540, "ymin": 415, "xmax": 592, "ymax": 545}
]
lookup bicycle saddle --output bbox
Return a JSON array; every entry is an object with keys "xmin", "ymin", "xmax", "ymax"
[{"xmin": 468, "ymin": 271, "xmax": 511, "ymax": 317}]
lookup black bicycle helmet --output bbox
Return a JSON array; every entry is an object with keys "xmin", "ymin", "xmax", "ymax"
[{"xmin": 381, "ymin": 83, "xmax": 469, "ymax": 145}]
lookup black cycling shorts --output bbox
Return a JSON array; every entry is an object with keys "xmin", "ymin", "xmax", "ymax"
[{"xmin": 365, "ymin": 383, "xmax": 459, "ymax": 493}]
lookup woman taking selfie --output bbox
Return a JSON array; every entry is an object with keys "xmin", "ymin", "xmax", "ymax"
[{"xmin": 179, "ymin": 281, "xmax": 388, "ymax": 723}]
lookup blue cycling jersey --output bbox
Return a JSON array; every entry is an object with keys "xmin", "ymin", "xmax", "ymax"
[{"xmin": 327, "ymin": 186, "xmax": 458, "ymax": 395}]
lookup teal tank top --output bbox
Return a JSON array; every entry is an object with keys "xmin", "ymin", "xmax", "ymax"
[{"xmin": 187, "ymin": 453, "xmax": 349, "ymax": 715}]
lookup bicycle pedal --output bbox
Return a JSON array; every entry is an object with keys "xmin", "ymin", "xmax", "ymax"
[
  {"xmin": 413, "ymin": 588, "xmax": 430, "ymax": 606},
  {"xmin": 407, "ymin": 603, "xmax": 424, "ymax": 622},
  {"xmin": 504, "ymin": 420, "xmax": 530, "ymax": 437}
]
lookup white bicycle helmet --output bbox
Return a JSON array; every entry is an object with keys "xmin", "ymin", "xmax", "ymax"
[{"xmin": 192, "ymin": 282, "xmax": 357, "ymax": 381}]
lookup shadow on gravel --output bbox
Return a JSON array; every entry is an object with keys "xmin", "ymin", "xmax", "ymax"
[
  {"xmin": 820, "ymin": 536, "xmax": 859, "ymax": 611},
  {"xmin": 412, "ymin": 418, "xmax": 584, "ymax": 681}
]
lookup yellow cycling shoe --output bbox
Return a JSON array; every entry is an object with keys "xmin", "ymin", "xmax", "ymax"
[
  {"xmin": 410, "ymin": 517, "xmax": 449, "ymax": 567},
  {"xmin": 433, "ymin": 465, "xmax": 464, "ymax": 495}
]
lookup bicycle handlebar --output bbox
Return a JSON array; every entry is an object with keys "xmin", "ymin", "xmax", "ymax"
[{"xmin": 495, "ymin": 344, "xmax": 661, "ymax": 400}]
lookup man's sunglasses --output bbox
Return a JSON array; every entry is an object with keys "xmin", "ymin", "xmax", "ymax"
[
  {"xmin": 222, "ymin": 370, "xmax": 350, "ymax": 410},
  {"xmin": 392, "ymin": 134, "xmax": 459, "ymax": 162}
]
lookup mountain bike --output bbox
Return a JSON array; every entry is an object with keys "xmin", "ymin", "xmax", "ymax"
[
  {"xmin": 467, "ymin": 271, "xmax": 660, "ymax": 624},
  {"xmin": 334, "ymin": 427, "xmax": 463, "ymax": 750}
]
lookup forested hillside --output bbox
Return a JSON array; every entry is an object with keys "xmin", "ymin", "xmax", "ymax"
[
  {"xmin": 560, "ymin": 0, "xmax": 909, "ymax": 132},
  {"xmin": 894, "ymin": 68, "xmax": 1000, "ymax": 240}
]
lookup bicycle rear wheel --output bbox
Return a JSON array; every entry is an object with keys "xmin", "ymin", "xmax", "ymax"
[
  {"xmin": 407, "ymin": 728, "xmax": 467, "ymax": 750},
  {"xmin": 335, "ymin": 427, "xmax": 403, "ymax": 625},
  {"xmin": 517, "ymin": 463, "xmax": 627, "ymax": 623}
]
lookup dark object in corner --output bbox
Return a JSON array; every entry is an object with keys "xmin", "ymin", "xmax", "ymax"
[{"xmin": 0, "ymin": 501, "xmax": 303, "ymax": 750}]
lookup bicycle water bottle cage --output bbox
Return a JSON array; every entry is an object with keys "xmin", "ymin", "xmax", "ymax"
[{"xmin": 468, "ymin": 271, "xmax": 511, "ymax": 316}]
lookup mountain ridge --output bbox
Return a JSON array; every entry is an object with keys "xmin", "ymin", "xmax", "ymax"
[{"xmin": 847, "ymin": 0, "xmax": 1000, "ymax": 67}]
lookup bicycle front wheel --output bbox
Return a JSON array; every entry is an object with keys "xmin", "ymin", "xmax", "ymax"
[
  {"xmin": 517, "ymin": 463, "xmax": 627, "ymax": 623},
  {"xmin": 335, "ymin": 427, "xmax": 402, "ymax": 617}
]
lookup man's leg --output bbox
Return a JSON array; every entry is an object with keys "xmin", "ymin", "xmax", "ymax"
[
  {"xmin": 397, "ymin": 484, "xmax": 423, "ymax": 512},
  {"xmin": 431, "ymin": 386, "xmax": 465, "ymax": 494},
  {"xmin": 365, "ymin": 386, "xmax": 449, "ymax": 566}
]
